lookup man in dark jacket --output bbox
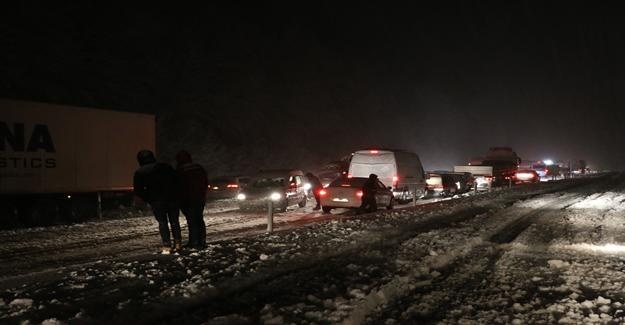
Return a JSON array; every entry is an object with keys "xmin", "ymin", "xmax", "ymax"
[
  {"xmin": 134, "ymin": 150, "xmax": 181, "ymax": 254},
  {"xmin": 176, "ymin": 150, "xmax": 208, "ymax": 249},
  {"xmin": 358, "ymin": 173, "xmax": 379, "ymax": 214},
  {"xmin": 305, "ymin": 172, "xmax": 323, "ymax": 210}
]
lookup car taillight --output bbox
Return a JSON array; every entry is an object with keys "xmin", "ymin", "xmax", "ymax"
[
  {"xmin": 347, "ymin": 174, "xmax": 353, "ymax": 178},
  {"xmin": 392, "ymin": 176, "xmax": 399, "ymax": 186},
  {"xmin": 369, "ymin": 150, "xmax": 379, "ymax": 154},
  {"xmin": 319, "ymin": 189, "xmax": 327, "ymax": 196},
  {"xmin": 226, "ymin": 184, "xmax": 239, "ymax": 188},
  {"xmin": 356, "ymin": 191, "xmax": 363, "ymax": 197}
]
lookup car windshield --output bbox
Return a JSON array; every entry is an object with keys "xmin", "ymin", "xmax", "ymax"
[
  {"xmin": 329, "ymin": 177, "xmax": 368, "ymax": 187},
  {"xmin": 209, "ymin": 177, "xmax": 234, "ymax": 184},
  {"xmin": 252, "ymin": 177, "xmax": 285, "ymax": 188}
]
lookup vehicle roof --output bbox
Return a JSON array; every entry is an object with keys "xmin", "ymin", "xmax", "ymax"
[
  {"xmin": 353, "ymin": 148, "xmax": 415, "ymax": 154},
  {"xmin": 209, "ymin": 175, "xmax": 249, "ymax": 182},
  {"xmin": 255, "ymin": 169, "xmax": 304, "ymax": 178}
]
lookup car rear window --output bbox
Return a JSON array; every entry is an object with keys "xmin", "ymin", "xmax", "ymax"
[
  {"xmin": 329, "ymin": 178, "xmax": 367, "ymax": 187},
  {"xmin": 209, "ymin": 177, "xmax": 234, "ymax": 183},
  {"xmin": 252, "ymin": 177, "xmax": 285, "ymax": 188}
]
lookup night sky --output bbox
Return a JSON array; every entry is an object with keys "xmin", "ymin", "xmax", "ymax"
[{"xmin": 2, "ymin": 2, "xmax": 625, "ymax": 174}]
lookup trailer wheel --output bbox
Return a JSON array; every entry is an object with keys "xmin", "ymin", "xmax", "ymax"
[
  {"xmin": 0, "ymin": 200, "xmax": 19, "ymax": 230},
  {"xmin": 31, "ymin": 198, "xmax": 59, "ymax": 226}
]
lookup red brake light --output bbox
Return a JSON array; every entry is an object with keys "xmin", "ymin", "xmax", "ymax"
[
  {"xmin": 226, "ymin": 184, "xmax": 239, "ymax": 188},
  {"xmin": 369, "ymin": 150, "xmax": 379, "ymax": 154},
  {"xmin": 392, "ymin": 176, "xmax": 399, "ymax": 184},
  {"xmin": 356, "ymin": 191, "xmax": 363, "ymax": 197},
  {"xmin": 347, "ymin": 174, "xmax": 353, "ymax": 178},
  {"xmin": 319, "ymin": 189, "xmax": 327, "ymax": 196}
]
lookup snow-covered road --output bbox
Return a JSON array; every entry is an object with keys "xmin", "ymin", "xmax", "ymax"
[{"xmin": 1, "ymin": 174, "xmax": 622, "ymax": 324}]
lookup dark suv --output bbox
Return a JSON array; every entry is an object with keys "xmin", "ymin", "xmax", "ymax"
[{"xmin": 237, "ymin": 169, "xmax": 307, "ymax": 212}]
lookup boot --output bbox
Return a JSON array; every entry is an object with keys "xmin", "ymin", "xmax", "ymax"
[
  {"xmin": 173, "ymin": 240, "xmax": 182, "ymax": 252},
  {"xmin": 160, "ymin": 246, "xmax": 172, "ymax": 255}
]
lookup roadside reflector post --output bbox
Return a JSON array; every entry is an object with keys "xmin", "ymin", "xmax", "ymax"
[
  {"xmin": 267, "ymin": 199, "xmax": 274, "ymax": 233},
  {"xmin": 97, "ymin": 192, "xmax": 103, "ymax": 219},
  {"xmin": 508, "ymin": 177, "xmax": 512, "ymax": 189},
  {"xmin": 413, "ymin": 185, "xmax": 417, "ymax": 206}
]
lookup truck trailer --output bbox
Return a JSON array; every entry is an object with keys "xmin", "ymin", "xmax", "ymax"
[{"xmin": 0, "ymin": 99, "xmax": 155, "ymax": 228}]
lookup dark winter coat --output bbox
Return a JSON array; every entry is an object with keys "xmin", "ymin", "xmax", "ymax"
[
  {"xmin": 307, "ymin": 174, "xmax": 323, "ymax": 191},
  {"xmin": 176, "ymin": 163, "xmax": 208, "ymax": 204},
  {"xmin": 362, "ymin": 178, "xmax": 378, "ymax": 199},
  {"xmin": 133, "ymin": 162, "xmax": 178, "ymax": 204}
]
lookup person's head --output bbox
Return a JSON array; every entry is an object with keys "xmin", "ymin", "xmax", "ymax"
[
  {"xmin": 369, "ymin": 173, "xmax": 378, "ymax": 180},
  {"xmin": 176, "ymin": 150, "xmax": 192, "ymax": 166},
  {"xmin": 137, "ymin": 150, "xmax": 156, "ymax": 166}
]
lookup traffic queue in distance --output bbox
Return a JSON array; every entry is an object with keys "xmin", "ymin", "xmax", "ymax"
[{"xmin": 228, "ymin": 147, "xmax": 587, "ymax": 214}]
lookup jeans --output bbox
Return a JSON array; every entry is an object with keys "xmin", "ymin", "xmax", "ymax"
[
  {"xmin": 181, "ymin": 201, "xmax": 206, "ymax": 246},
  {"xmin": 151, "ymin": 201, "xmax": 181, "ymax": 246}
]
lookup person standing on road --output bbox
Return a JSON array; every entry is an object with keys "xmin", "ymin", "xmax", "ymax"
[
  {"xmin": 176, "ymin": 150, "xmax": 208, "ymax": 249},
  {"xmin": 305, "ymin": 172, "xmax": 324, "ymax": 210},
  {"xmin": 358, "ymin": 173, "xmax": 379, "ymax": 214},
  {"xmin": 134, "ymin": 150, "xmax": 182, "ymax": 254}
]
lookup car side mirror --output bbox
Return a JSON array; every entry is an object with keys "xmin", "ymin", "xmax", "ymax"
[{"xmin": 387, "ymin": 186, "xmax": 392, "ymax": 190}]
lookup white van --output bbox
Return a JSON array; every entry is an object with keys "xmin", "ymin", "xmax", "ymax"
[{"xmin": 348, "ymin": 149, "xmax": 426, "ymax": 202}]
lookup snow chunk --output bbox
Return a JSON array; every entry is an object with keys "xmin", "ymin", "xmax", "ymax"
[
  {"xmin": 9, "ymin": 298, "xmax": 34, "ymax": 308},
  {"xmin": 596, "ymin": 296, "xmax": 611, "ymax": 306},
  {"xmin": 259, "ymin": 254, "xmax": 269, "ymax": 261},
  {"xmin": 263, "ymin": 315, "xmax": 284, "ymax": 325},
  {"xmin": 581, "ymin": 300, "xmax": 595, "ymax": 309},
  {"xmin": 349, "ymin": 289, "xmax": 366, "ymax": 299},
  {"xmin": 547, "ymin": 260, "xmax": 570, "ymax": 269},
  {"xmin": 41, "ymin": 319, "xmax": 62, "ymax": 325}
]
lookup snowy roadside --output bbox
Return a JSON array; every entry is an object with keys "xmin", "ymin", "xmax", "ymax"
[{"xmin": 0, "ymin": 175, "xmax": 609, "ymax": 324}]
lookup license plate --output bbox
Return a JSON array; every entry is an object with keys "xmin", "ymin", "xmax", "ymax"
[{"xmin": 332, "ymin": 198, "xmax": 349, "ymax": 202}]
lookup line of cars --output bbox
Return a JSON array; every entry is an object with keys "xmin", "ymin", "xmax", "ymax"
[
  {"xmin": 221, "ymin": 148, "xmax": 428, "ymax": 214},
  {"xmin": 210, "ymin": 147, "xmax": 547, "ymax": 214}
]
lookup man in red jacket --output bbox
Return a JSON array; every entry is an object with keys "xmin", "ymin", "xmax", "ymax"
[{"xmin": 176, "ymin": 150, "xmax": 208, "ymax": 249}]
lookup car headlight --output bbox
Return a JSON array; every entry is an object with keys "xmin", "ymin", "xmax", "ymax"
[
  {"xmin": 303, "ymin": 183, "xmax": 312, "ymax": 190},
  {"xmin": 270, "ymin": 192, "xmax": 281, "ymax": 201},
  {"xmin": 236, "ymin": 193, "xmax": 246, "ymax": 200}
]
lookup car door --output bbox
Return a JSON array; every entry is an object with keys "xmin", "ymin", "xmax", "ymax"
[
  {"xmin": 294, "ymin": 175, "xmax": 305, "ymax": 202},
  {"xmin": 285, "ymin": 176, "xmax": 298, "ymax": 206},
  {"xmin": 375, "ymin": 180, "xmax": 391, "ymax": 206}
]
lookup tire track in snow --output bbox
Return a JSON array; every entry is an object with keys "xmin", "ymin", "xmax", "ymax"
[{"xmin": 360, "ymin": 175, "xmax": 621, "ymax": 324}]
